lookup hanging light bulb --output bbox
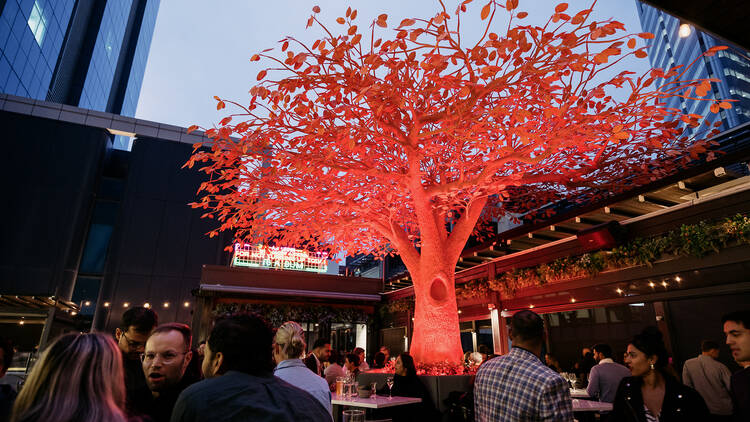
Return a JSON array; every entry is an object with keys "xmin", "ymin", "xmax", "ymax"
[
  {"xmin": 103, "ymin": 302, "xmax": 111, "ymax": 307},
  {"xmin": 678, "ymin": 22, "xmax": 691, "ymax": 38}
]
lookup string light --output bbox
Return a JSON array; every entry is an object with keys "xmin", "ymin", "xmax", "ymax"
[
  {"xmin": 19, "ymin": 320, "xmax": 24, "ymax": 325},
  {"xmin": 457, "ymin": 310, "xmax": 462, "ymax": 314},
  {"xmin": 529, "ymin": 304, "xmax": 535, "ymax": 309},
  {"xmin": 71, "ymin": 311, "xmax": 77, "ymax": 316},
  {"xmin": 675, "ymin": 276, "xmax": 682, "ymax": 282},
  {"xmin": 143, "ymin": 302, "xmax": 151, "ymax": 309},
  {"xmin": 163, "ymin": 302, "xmax": 170, "ymax": 308},
  {"xmin": 616, "ymin": 288, "xmax": 623, "ymax": 294},
  {"xmin": 649, "ymin": 281, "xmax": 656, "ymax": 288},
  {"xmin": 678, "ymin": 23, "xmax": 691, "ymax": 38},
  {"xmin": 103, "ymin": 302, "xmax": 111, "ymax": 307},
  {"xmin": 183, "ymin": 301, "xmax": 190, "ymax": 308},
  {"xmin": 84, "ymin": 301, "xmax": 91, "ymax": 307},
  {"xmin": 661, "ymin": 281, "xmax": 668, "ymax": 287},
  {"xmin": 123, "ymin": 302, "xmax": 130, "ymax": 308},
  {"xmin": 570, "ymin": 298, "xmax": 577, "ymax": 303}
]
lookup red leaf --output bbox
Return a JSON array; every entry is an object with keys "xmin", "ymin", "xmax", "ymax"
[
  {"xmin": 506, "ymin": 0, "xmax": 518, "ymax": 11},
  {"xmin": 187, "ymin": 125, "xmax": 199, "ymax": 134},
  {"xmin": 399, "ymin": 18, "xmax": 416, "ymax": 28},
  {"xmin": 348, "ymin": 25, "xmax": 358, "ymax": 35},
  {"xmin": 312, "ymin": 5, "xmax": 320, "ymax": 13},
  {"xmin": 634, "ymin": 50, "xmax": 648, "ymax": 58},
  {"xmin": 554, "ymin": 3, "xmax": 568, "ymax": 13},
  {"xmin": 216, "ymin": 101, "xmax": 225, "ymax": 110},
  {"xmin": 704, "ymin": 45, "xmax": 728, "ymax": 57},
  {"xmin": 638, "ymin": 32, "xmax": 655, "ymax": 39},
  {"xmin": 352, "ymin": 34, "xmax": 362, "ymax": 44},
  {"xmin": 627, "ymin": 38, "xmax": 636, "ymax": 49},
  {"xmin": 257, "ymin": 70, "xmax": 267, "ymax": 81},
  {"xmin": 336, "ymin": 17, "xmax": 345, "ymax": 24},
  {"xmin": 710, "ymin": 103, "xmax": 720, "ymax": 113},
  {"xmin": 719, "ymin": 101, "xmax": 732, "ymax": 110},
  {"xmin": 481, "ymin": 3, "xmax": 491, "ymax": 20},
  {"xmin": 250, "ymin": 54, "xmax": 260, "ymax": 62},
  {"xmin": 517, "ymin": 11, "xmax": 528, "ymax": 19}
]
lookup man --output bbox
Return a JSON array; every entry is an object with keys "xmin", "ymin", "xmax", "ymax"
[
  {"xmin": 723, "ymin": 310, "xmax": 750, "ymax": 422},
  {"xmin": 682, "ymin": 340, "xmax": 733, "ymax": 421},
  {"xmin": 573, "ymin": 347, "xmax": 596, "ymax": 386},
  {"xmin": 115, "ymin": 306, "xmax": 158, "ymax": 416},
  {"xmin": 0, "ymin": 336, "xmax": 16, "ymax": 422},
  {"xmin": 353, "ymin": 347, "xmax": 369, "ymax": 371},
  {"xmin": 171, "ymin": 312, "xmax": 331, "ymax": 421},
  {"xmin": 475, "ymin": 310, "xmax": 573, "ymax": 422},
  {"xmin": 344, "ymin": 353, "xmax": 360, "ymax": 379},
  {"xmin": 142, "ymin": 323, "xmax": 197, "ymax": 422},
  {"xmin": 304, "ymin": 338, "xmax": 331, "ymax": 377},
  {"xmin": 587, "ymin": 343, "xmax": 631, "ymax": 403},
  {"xmin": 379, "ymin": 346, "xmax": 390, "ymax": 363}
]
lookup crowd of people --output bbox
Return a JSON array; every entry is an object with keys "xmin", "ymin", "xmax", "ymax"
[
  {"xmin": 0, "ymin": 306, "xmax": 747, "ymax": 422},
  {"xmin": 474, "ymin": 309, "xmax": 750, "ymax": 422}
]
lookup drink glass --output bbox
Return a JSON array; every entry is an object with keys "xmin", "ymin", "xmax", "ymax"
[
  {"xmin": 386, "ymin": 376, "xmax": 394, "ymax": 399},
  {"xmin": 352, "ymin": 381, "xmax": 359, "ymax": 398},
  {"xmin": 371, "ymin": 381, "xmax": 377, "ymax": 398},
  {"xmin": 342, "ymin": 409, "xmax": 364, "ymax": 422},
  {"xmin": 335, "ymin": 377, "xmax": 345, "ymax": 396}
]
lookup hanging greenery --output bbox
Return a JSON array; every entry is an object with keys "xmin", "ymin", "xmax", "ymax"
[
  {"xmin": 455, "ymin": 214, "xmax": 750, "ymax": 299},
  {"xmin": 213, "ymin": 302, "xmax": 369, "ymax": 327},
  {"xmin": 379, "ymin": 297, "xmax": 415, "ymax": 318}
]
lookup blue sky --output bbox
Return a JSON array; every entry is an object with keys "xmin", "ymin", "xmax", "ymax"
[{"xmin": 135, "ymin": 0, "xmax": 651, "ymax": 129}]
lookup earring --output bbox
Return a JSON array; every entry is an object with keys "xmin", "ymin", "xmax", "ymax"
[{"xmin": 650, "ymin": 363, "xmax": 655, "ymax": 370}]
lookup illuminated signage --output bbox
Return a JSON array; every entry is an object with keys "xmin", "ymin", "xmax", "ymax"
[{"xmin": 231, "ymin": 243, "xmax": 328, "ymax": 273}]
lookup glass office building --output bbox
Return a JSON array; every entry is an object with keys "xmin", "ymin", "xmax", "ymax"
[
  {"xmin": 0, "ymin": 0, "xmax": 160, "ymax": 149},
  {"xmin": 636, "ymin": 2, "xmax": 750, "ymax": 132}
]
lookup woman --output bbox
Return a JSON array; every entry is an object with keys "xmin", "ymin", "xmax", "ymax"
[
  {"xmin": 378, "ymin": 353, "xmax": 439, "ymax": 421},
  {"xmin": 272, "ymin": 321, "xmax": 331, "ymax": 416},
  {"xmin": 324, "ymin": 350, "xmax": 346, "ymax": 391},
  {"xmin": 11, "ymin": 333, "xmax": 132, "ymax": 422},
  {"xmin": 611, "ymin": 326, "xmax": 709, "ymax": 422}
]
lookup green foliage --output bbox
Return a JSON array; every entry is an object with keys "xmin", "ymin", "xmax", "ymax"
[
  {"xmin": 454, "ymin": 214, "xmax": 750, "ymax": 300},
  {"xmin": 214, "ymin": 302, "xmax": 369, "ymax": 327}
]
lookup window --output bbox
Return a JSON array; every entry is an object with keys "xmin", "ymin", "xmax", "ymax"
[{"xmin": 27, "ymin": 1, "xmax": 47, "ymax": 46}]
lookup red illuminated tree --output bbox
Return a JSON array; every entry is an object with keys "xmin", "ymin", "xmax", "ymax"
[{"xmin": 187, "ymin": 1, "xmax": 729, "ymax": 363}]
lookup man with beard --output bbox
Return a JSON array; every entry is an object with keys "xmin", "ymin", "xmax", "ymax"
[
  {"xmin": 115, "ymin": 306, "xmax": 158, "ymax": 416},
  {"xmin": 141, "ymin": 323, "xmax": 197, "ymax": 422}
]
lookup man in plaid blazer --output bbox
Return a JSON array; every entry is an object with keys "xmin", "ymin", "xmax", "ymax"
[{"xmin": 474, "ymin": 310, "xmax": 573, "ymax": 422}]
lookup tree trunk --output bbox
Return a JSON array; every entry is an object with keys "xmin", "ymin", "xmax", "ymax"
[{"xmin": 408, "ymin": 267, "xmax": 463, "ymax": 364}]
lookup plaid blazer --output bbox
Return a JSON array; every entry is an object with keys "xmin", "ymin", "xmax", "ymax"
[{"xmin": 474, "ymin": 347, "xmax": 574, "ymax": 422}]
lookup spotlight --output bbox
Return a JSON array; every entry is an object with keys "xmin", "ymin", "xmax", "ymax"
[{"xmin": 678, "ymin": 23, "xmax": 691, "ymax": 38}]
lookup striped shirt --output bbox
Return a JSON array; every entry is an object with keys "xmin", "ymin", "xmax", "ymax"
[{"xmin": 474, "ymin": 347, "xmax": 574, "ymax": 422}]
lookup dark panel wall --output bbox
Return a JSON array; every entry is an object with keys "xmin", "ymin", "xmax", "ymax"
[
  {"xmin": 0, "ymin": 111, "xmax": 108, "ymax": 295},
  {"xmin": 99, "ymin": 137, "xmax": 228, "ymax": 330},
  {"xmin": 666, "ymin": 292, "xmax": 750, "ymax": 373}
]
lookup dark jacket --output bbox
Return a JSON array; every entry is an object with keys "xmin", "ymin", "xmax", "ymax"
[
  {"xmin": 143, "ymin": 374, "xmax": 198, "ymax": 422},
  {"xmin": 123, "ymin": 353, "xmax": 152, "ymax": 417},
  {"xmin": 730, "ymin": 367, "xmax": 750, "ymax": 422},
  {"xmin": 304, "ymin": 354, "xmax": 323, "ymax": 377},
  {"xmin": 611, "ymin": 375, "xmax": 709, "ymax": 422},
  {"xmin": 0, "ymin": 384, "xmax": 17, "ymax": 422},
  {"xmin": 170, "ymin": 370, "xmax": 330, "ymax": 422}
]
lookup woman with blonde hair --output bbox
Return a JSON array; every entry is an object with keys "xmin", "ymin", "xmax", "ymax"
[
  {"xmin": 272, "ymin": 321, "xmax": 332, "ymax": 417},
  {"xmin": 11, "ymin": 332, "xmax": 130, "ymax": 422}
]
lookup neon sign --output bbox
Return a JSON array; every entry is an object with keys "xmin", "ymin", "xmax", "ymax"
[{"xmin": 231, "ymin": 243, "xmax": 328, "ymax": 273}]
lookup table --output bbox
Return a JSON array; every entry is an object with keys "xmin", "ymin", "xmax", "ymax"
[
  {"xmin": 570, "ymin": 388, "xmax": 590, "ymax": 398},
  {"xmin": 331, "ymin": 393, "xmax": 422, "ymax": 409},
  {"xmin": 572, "ymin": 399, "xmax": 613, "ymax": 412}
]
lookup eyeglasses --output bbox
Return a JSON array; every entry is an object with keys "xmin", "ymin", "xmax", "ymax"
[
  {"xmin": 121, "ymin": 332, "xmax": 147, "ymax": 350},
  {"xmin": 140, "ymin": 351, "xmax": 188, "ymax": 364}
]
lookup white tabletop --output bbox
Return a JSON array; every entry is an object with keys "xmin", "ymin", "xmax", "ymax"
[
  {"xmin": 570, "ymin": 388, "xmax": 590, "ymax": 398},
  {"xmin": 572, "ymin": 399, "xmax": 613, "ymax": 412},
  {"xmin": 331, "ymin": 393, "xmax": 422, "ymax": 409}
]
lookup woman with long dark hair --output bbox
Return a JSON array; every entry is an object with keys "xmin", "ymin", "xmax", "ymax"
[
  {"xmin": 611, "ymin": 326, "xmax": 708, "ymax": 422},
  {"xmin": 377, "ymin": 353, "xmax": 439, "ymax": 421}
]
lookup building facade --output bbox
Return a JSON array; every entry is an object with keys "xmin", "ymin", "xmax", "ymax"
[
  {"xmin": 0, "ymin": 0, "xmax": 160, "ymax": 149},
  {"xmin": 635, "ymin": 1, "xmax": 750, "ymax": 131}
]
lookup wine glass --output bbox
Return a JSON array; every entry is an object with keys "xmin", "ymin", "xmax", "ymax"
[{"xmin": 386, "ymin": 376, "xmax": 394, "ymax": 399}]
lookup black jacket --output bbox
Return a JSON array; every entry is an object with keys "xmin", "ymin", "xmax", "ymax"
[
  {"xmin": 611, "ymin": 375, "xmax": 709, "ymax": 422},
  {"xmin": 303, "ymin": 354, "xmax": 322, "ymax": 377}
]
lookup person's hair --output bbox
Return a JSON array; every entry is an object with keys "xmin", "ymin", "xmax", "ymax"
[
  {"xmin": 151, "ymin": 323, "xmax": 192, "ymax": 351},
  {"xmin": 593, "ymin": 343, "xmax": 613, "ymax": 358},
  {"xmin": 0, "ymin": 336, "xmax": 13, "ymax": 372},
  {"xmin": 312, "ymin": 337, "xmax": 330, "ymax": 350},
  {"xmin": 631, "ymin": 326, "xmax": 670, "ymax": 374},
  {"xmin": 478, "ymin": 344, "xmax": 490, "ymax": 355},
  {"xmin": 399, "ymin": 353, "xmax": 417, "ymax": 377},
  {"xmin": 722, "ymin": 311, "xmax": 750, "ymax": 328},
  {"xmin": 701, "ymin": 340, "xmax": 720, "ymax": 352},
  {"xmin": 345, "ymin": 353, "xmax": 360, "ymax": 367},
  {"xmin": 274, "ymin": 321, "xmax": 306, "ymax": 359},
  {"xmin": 509, "ymin": 310, "xmax": 545, "ymax": 345},
  {"xmin": 11, "ymin": 333, "xmax": 126, "ymax": 422},
  {"xmin": 353, "ymin": 347, "xmax": 365, "ymax": 355},
  {"xmin": 208, "ymin": 312, "xmax": 274, "ymax": 376},
  {"xmin": 374, "ymin": 352, "xmax": 386, "ymax": 368},
  {"xmin": 330, "ymin": 350, "xmax": 345, "ymax": 366},
  {"xmin": 120, "ymin": 306, "xmax": 158, "ymax": 333}
]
